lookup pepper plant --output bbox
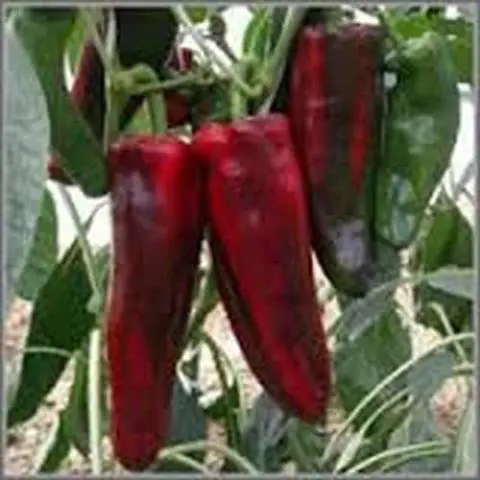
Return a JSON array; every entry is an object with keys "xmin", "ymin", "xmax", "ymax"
[{"xmin": 4, "ymin": 4, "xmax": 476, "ymax": 475}]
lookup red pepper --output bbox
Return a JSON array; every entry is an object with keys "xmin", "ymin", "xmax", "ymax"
[
  {"xmin": 288, "ymin": 24, "xmax": 384, "ymax": 296},
  {"xmin": 192, "ymin": 114, "xmax": 331, "ymax": 422},
  {"xmin": 106, "ymin": 135, "xmax": 205, "ymax": 470}
]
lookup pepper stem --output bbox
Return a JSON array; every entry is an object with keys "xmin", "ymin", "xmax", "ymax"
[
  {"xmin": 172, "ymin": 6, "xmax": 260, "ymax": 99},
  {"xmin": 258, "ymin": 7, "xmax": 306, "ymax": 113},
  {"xmin": 147, "ymin": 93, "xmax": 168, "ymax": 134}
]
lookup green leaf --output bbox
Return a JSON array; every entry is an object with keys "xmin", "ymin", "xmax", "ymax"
[
  {"xmin": 4, "ymin": 22, "xmax": 50, "ymax": 313},
  {"xmin": 408, "ymin": 347, "xmax": 455, "ymax": 401},
  {"xmin": 12, "ymin": 8, "xmax": 107, "ymax": 197},
  {"xmin": 238, "ymin": 392, "xmax": 288, "ymax": 472},
  {"xmin": 385, "ymin": 344, "xmax": 456, "ymax": 473},
  {"xmin": 202, "ymin": 382, "xmax": 240, "ymax": 421},
  {"xmin": 63, "ymin": 348, "xmax": 109, "ymax": 457},
  {"xmin": 334, "ymin": 309, "xmax": 412, "ymax": 439},
  {"xmin": 63, "ymin": 352, "xmax": 90, "ymax": 457},
  {"xmin": 154, "ymin": 378, "xmax": 207, "ymax": 472},
  {"xmin": 414, "ymin": 198, "xmax": 473, "ymax": 334},
  {"xmin": 7, "ymin": 238, "xmax": 97, "ymax": 427},
  {"xmin": 33, "ymin": 411, "xmax": 71, "ymax": 472},
  {"xmin": 425, "ymin": 269, "xmax": 474, "ymax": 301},
  {"xmin": 65, "ymin": 12, "xmax": 88, "ymax": 74},
  {"xmin": 16, "ymin": 189, "xmax": 58, "ymax": 301}
]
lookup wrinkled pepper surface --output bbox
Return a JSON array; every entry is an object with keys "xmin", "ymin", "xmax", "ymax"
[
  {"xmin": 192, "ymin": 114, "xmax": 331, "ymax": 422},
  {"xmin": 288, "ymin": 23, "xmax": 385, "ymax": 296},
  {"xmin": 375, "ymin": 31, "xmax": 460, "ymax": 248},
  {"xmin": 106, "ymin": 135, "xmax": 205, "ymax": 470}
]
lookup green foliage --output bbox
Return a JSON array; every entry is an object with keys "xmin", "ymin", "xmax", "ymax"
[{"xmin": 5, "ymin": 5, "xmax": 474, "ymax": 476}]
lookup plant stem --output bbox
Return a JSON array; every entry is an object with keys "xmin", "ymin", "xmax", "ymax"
[
  {"xmin": 159, "ymin": 440, "xmax": 259, "ymax": 474},
  {"xmin": 22, "ymin": 346, "xmax": 88, "ymax": 365},
  {"xmin": 258, "ymin": 7, "xmax": 306, "ymax": 113},
  {"xmin": 127, "ymin": 73, "xmax": 207, "ymax": 96},
  {"xmin": 172, "ymin": 6, "xmax": 259, "ymax": 98},
  {"xmin": 200, "ymin": 332, "xmax": 242, "ymax": 451},
  {"xmin": 424, "ymin": 302, "xmax": 469, "ymax": 363},
  {"xmin": 347, "ymin": 441, "xmax": 449, "ymax": 474},
  {"xmin": 147, "ymin": 94, "xmax": 168, "ymax": 134},
  {"xmin": 159, "ymin": 453, "xmax": 212, "ymax": 474},
  {"xmin": 321, "ymin": 332, "xmax": 474, "ymax": 465},
  {"xmin": 57, "ymin": 186, "xmax": 103, "ymax": 474}
]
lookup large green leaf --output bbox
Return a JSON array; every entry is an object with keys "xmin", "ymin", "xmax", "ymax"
[
  {"xmin": 4, "ymin": 22, "xmax": 50, "ymax": 314},
  {"xmin": 12, "ymin": 8, "xmax": 107, "ymax": 197},
  {"xmin": 334, "ymin": 309, "xmax": 412, "ymax": 439},
  {"xmin": 16, "ymin": 188, "xmax": 58, "ymax": 302},
  {"xmin": 7, "ymin": 238, "xmax": 97, "ymax": 426}
]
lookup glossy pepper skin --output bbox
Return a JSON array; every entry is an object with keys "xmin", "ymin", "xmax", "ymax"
[
  {"xmin": 106, "ymin": 135, "xmax": 205, "ymax": 470},
  {"xmin": 375, "ymin": 31, "xmax": 460, "ymax": 248},
  {"xmin": 288, "ymin": 23, "xmax": 384, "ymax": 297},
  {"xmin": 192, "ymin": 114, "xmax": 331, "ymax": 422}
]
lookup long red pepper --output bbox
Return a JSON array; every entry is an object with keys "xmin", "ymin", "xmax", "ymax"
[
  {"xmin": 192, "ymin": 114, "xmax": 331, "ymax": 422},
  {"xmin": 288, "ymin": 24, "xmax": 383, "ymax": 296},
  {"xmin": 106, "ymin": 135, "xmax": 205, "ymax": 470}
]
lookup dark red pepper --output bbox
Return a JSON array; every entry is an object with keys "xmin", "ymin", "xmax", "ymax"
[
  {"xmin": 192, "ymin": 114, "xmax": 331, "ymax": 422},
  {"xmin": 106, "ymin": 135, "xmax": 205, "ymax": 470},
  {"xmin": 288, "ymin": 23, "xmax": 384, "ymax": 296}
]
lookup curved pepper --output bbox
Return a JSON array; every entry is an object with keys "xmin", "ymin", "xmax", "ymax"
[
  {"xmin": 374, "ymin": 31, "xmax": 460, "ymax": 248},
  {"xmin": 192, "ymin": 114, "xmax": 331, "ymax": 422},
  {"xmin": 288, "ymin": 23, "xmax": 385, "ymax": 296},
  {"xmin": 106, "ymin": 135, "xmax": 205, "ymax": 470}
]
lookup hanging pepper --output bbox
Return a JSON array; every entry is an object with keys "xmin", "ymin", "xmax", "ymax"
[
  {"xmin": 106, "ymin": 135, "xmax": 205, "ymax": 470},
  {"xmin": 287, "ymin": 23, "xmax": 385, "ymax": 296},
  {"xmin": 192, "ymin": 114, "xmax": 331, "ymax": 422},
  {"xmin": 374, "ymin": 31, "xmax": 460, "ymax": 248}
]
